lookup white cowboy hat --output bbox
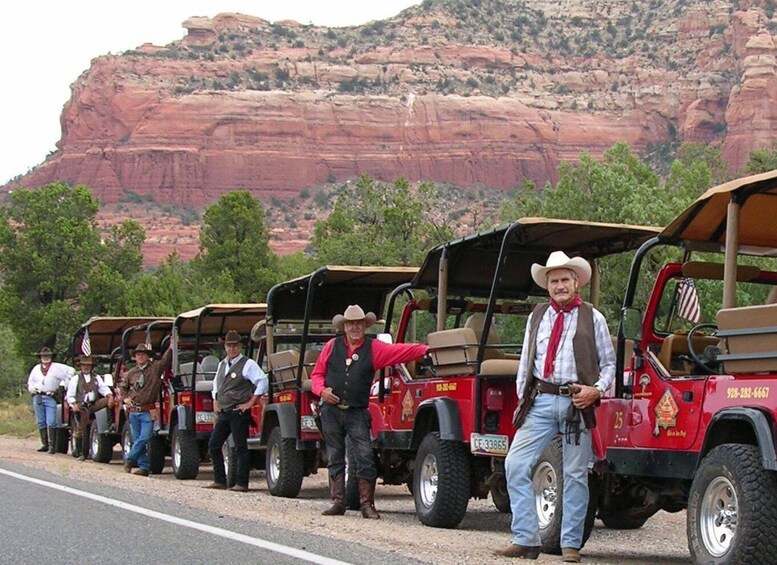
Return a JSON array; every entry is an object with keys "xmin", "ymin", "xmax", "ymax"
[
  {"xmin": 332, "ymin": 305, "xmax": 378, "ymax": 332},
  {"xmin": 530, "ymin": 251, "xmax": 592, "ymax": 289}
]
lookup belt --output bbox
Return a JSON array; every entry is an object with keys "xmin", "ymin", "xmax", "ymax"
[
  {"xmin": 127, "ymin": 403, "xmax": 156, "ymax": 413},
  {"xmin": 533, "ymin": 379, "xmax": 577, "ymax": 397},
  {"xmin": 336, "ymin": 403, "xmax": 351, "ymax": 410}
]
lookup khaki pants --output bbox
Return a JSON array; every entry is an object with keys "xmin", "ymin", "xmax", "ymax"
[{"xmin": 73, "ymin": 397, "xmax": 111, "ymax": 439}]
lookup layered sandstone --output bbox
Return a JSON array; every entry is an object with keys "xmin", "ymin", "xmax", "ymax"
[{"xmin": 8, "ymin": 0, "xmax": 777, "ymax": 212}]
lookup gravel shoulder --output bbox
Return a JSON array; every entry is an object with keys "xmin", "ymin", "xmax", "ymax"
[{"xmin": 0, "ymin": 436, "xmax": 690, "ymax": 564}]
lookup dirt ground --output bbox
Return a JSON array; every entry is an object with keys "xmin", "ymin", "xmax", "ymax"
[{"xmin": 0, "ymin": 436, "xmax": 691, "ymax": 564}]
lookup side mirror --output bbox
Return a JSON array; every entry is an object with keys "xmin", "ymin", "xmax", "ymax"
[
  {"xmin": 620, "ymin": 307, "xmax": 643, "ymax": 341},
  {"xmin": 102, "ymin": 373, "xmax": 114, "ymax": 387},
  {"xmin": 376, "ymin": 333, "xmax": 393, "ymax": 344}
]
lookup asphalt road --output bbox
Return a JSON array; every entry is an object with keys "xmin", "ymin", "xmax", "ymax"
[{"xmin": 0, "ymin": 460, "xmax": 424, "ymax": 565}]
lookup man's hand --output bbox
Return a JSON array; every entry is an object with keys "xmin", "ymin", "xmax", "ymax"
[
  {"xmin": 72, "ymin": 403, "xmax": 81, "ymax": 413},
  {"xmin": 123, "ymin": 397, "xmax": 133, "ymax": 406},
  {"xmin": 571, "ymin": 384, "xmax": 600, "ymax": 410},
  {"xmin": 320, "ymin": 387, "xmax": 341, "ymax": 405},
  {"xmin": 237, "ymin": 400, "xmax": 254, "ymax": 413},
  {"xmin": 107, "ymin": 395, "xmax": 115, "ymax": 409}
]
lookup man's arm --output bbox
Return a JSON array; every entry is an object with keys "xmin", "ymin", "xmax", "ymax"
[
  {"xmin": 309, "ymin": 340, "xmax": 335, "ymax": 397},
  {"xmin": 151, "ymin": 347, "xmax": 173, "ymax": 379},
  {"xmin": 235, "ymin": 359, "xmax": 268, "ymax": 412},
  {"xmin": 65, "ymin": 374, "xmax": 77, "ymax": 406},
  {"xmin": 515, "ymin": 313, "xmax": 535, "ymax": 400},
  {"xmin": 370, "ymin": 341, "xmax": 428, "ymax": 372},
  {"xmin": 27, "ymin": 368, "xmax": 38, "ymax": 394}
]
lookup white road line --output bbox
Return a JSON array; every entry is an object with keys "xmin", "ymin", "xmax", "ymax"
[{"xmin": 0, "ymin": 468, "xmax": 350, "ymax": 565}]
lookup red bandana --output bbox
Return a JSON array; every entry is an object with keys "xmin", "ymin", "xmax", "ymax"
[{"xmin": 542, "ymin": 295, "xmax": 583, "ymax": 379}]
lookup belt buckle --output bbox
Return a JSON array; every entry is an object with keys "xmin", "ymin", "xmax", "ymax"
[
  {"xmin": 558, "ymin": 385, "xmax": 572, "ymax": 397},
  {"xmin": 337, "ymin": 404, "xmax": 350, "ymax": 410}
]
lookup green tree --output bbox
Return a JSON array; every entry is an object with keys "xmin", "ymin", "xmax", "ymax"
[
  {"xmin": 0, "ymin": 184, "xmax": 101, "ymax": 355},
  {"xmin": 0, "ymin": 323, "xmax": 26, "ymax": 397},
  {"xmin": 193, "ymin": 191, "xmax": 273, "ymax": 301},
  {"xmin": 744, "ymin": 147, "xmax": 777, "ymax": 174},
  {"xmin": 312, "ymin": 174, "xmax": 453, "ymax": 266}
]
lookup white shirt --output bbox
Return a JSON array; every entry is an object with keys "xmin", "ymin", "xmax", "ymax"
[
  {"xmin": 27, "ymin": 362, "xmax": 75, "ymax": 394},
  {"xmin": 515, "ymin": 304, "xmax": 616, "ymax": 399},
  {"xmin": 211, "ymin": 354, "xmax": 268, "ymax": 399},
  {"xmin": 66, "ymin": 372, "xmax": 112, "ymax": 405}
]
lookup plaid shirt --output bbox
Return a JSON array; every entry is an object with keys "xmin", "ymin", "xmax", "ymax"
[{"xmin": 516, "ymin": 304, "xmax": 616, "ymax": 399}]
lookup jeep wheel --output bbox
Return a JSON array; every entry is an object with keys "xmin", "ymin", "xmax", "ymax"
[
  {"xmin": 265, "ymin": 427, "xmax": 304, "ymax": 498},
  {"xmin": 345, "ymin": 447, "xmax": 360, "ymax": 511},
  {"xmin": 222, "ymin": 440, "xmax": 237, "ymax": 488},
  {"xmin": 90, "ymin": 421, "xmax": 113, "ymax": 463},
  {"xmin": 599, "ymin": 506, "xmax": 650, "ymax": 529},
  {"xmin": 491, "ymin": 481, "xmax": 511, "ymax": 513},
  {"xmin": 121, "ymin": 420, "xmax": 132, "ymax": 461},
  {"xmin": 55, "ymin": 426, "xmax": 69, "ymax": 454},
  {"xmin": 536, "ymin": 436, "xmax": 597, "ymax": 555},
  {"xmin": 147, "ymin": 435, "xmax": 166, "ymax": 475},
  {"xmin": 688, "ymin": 444, "xmax": 777, "ymax": 564},
  {"xmin": 171, "ymin": 425, "xmax": 199, "ymax": 479},
  {"xmin": 413, "ymin": 432, "xmax": 471, "ymax": 528}
]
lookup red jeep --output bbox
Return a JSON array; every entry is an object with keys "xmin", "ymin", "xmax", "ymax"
[
  {"xmin": 374, "ymin": 217, "xmax": 658, "ymax": 544},
  {"xmin": 251, "ymin": 266, "xmax": 419, "ymax": 500},
  {"xmin": 68, "ymin": 316, "xmax": 172, "ymax": 462},
  {"xmin": 157, "ymin": 303, "xmax": 268, "ymax": 479},
  {"xmin": 590, "ymin": 170, "xmax": 777, "ymax": 563}
]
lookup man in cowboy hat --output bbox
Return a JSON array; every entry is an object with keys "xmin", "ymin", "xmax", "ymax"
[
  {"xmin": 118, "ymin": 342, "xmax": 172, "ymax": 476},
  {"xmin": 66, "ymin": 355, "xmax": 114, "ymax": 461},
  {"xmin": 311, "ymin": 304, "xmax": 429, "ymax": 519},
  {"xmin": 27, "ymin": 347, "xmax": 74, "ymax": 453},
  {"xmin": 495, "ymin": 251, "xmax": 615, "ymax": 563},
  {"xmin": 206, "ymin": 330, "xmax": 268, "ymax": 492}
]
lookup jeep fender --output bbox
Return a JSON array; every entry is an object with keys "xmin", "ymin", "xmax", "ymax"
[
  {"xmin": 93, "ymin": 408, "xmax": 110, "ymax": 433},
  {"xmin": 175, "ymin": 404, "xmax": 191, "ymax": 431},
  {"xmin": 412, "ymin": 397, "xmax": 464, "ymax": 448},
  {"xmin": 263, "ymin": 403, "xmax": 297, "ymax": 441},
  {"xmin": 702, "ymin": 407, "xmax": 777, "ymax": 471}
]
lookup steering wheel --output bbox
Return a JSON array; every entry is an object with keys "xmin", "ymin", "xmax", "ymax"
[{"xmin": 686, "ymin": 323, "xmax": 720, "ymax": 374}]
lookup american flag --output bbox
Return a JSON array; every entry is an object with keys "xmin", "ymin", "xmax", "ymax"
[
  {"xmin": 81, "ymin": 328, "xmax": 92, "ymax": 356},
  {"xmin": 677, "ymin": 278, "xmax": 701, "ymax": 323}
]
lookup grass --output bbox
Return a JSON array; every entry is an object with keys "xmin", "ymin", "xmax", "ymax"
[{"xmin": 0, "ymin": 396, "xmax": 38, "ymax": 436}]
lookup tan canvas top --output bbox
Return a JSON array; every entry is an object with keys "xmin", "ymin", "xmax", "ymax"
[
  {"xmin": 175, "ymin": 303, "xmax": 268, "ymax": 337},
  {"xmin": 75, "ymin": 317, "xmax": 174, "ymax": 357},
  {"xmin": 661, "ymin": 169, "xmax": 777, "ymax": 250}
]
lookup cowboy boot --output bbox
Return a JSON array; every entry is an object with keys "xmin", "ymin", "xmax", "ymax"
[
  {"xmin": 322, "ymin": 473, "xmax": 346, "ymax": 516},
  {"xmin": 75, "ymin": 436, "xmax": 86, "ymax": 461},
  {"xmin": 358, "ymin": 478, "xmax": 380, "ymax": 519},
  {"xmin": 47, "ymin": 427, "xmax": 56, "ymax": 454},
  {"xmin": 37, "ymin": 428, "xmax": 49, "ymax": 452}
]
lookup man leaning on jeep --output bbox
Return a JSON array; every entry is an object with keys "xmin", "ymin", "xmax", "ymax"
[{"xmin": 118, "ymin": 342, "xmax": 172, "ymax": 476}]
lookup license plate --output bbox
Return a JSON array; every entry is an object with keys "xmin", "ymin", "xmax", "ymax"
[
  {"xmin": 195, "ymin": 411, "xmax": 215, "ymax": 425},
  {"xmin": 300, "ymin": 415, "xmax": 318, "ymax": 431},
  {"xmin": 470, "ymin": 433, "xmax": 509, "ymax": 456}
]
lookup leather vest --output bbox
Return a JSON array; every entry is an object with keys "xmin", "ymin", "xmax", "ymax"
[
  {"xmin": 521, "ymin": 301, "xmax": 599, "ymax": 401},
  {"xmin": 75, "ymin": 372, "xmax": 99, "ymax": 404},
  {"xmin": 215, "ymin": 356, "xmax": 253, "ymax": 412},
  {"xmin": 326, "ymin": 336, "xmax": 374, "ymax": 408}
]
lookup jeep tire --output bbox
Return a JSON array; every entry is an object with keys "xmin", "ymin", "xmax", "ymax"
[
  {"xmin": 147, "ymin": 434, "xmax": 166, "ymax": 475},
  {"xmin": 171, "ymin": 424, "xmax": 199, "ymax": 479},
  {"xmin": 688, "ymin": 444, "xmax": 777, "ymax": 564},
  {"xmin": 491, "ymin": 481, "xmax": 512, "ymax": 513},
  {"xmin": 90, "ymin": 420, "xmax": 114, "ymax": 463},
  {"xmin": 121, "ymin": 420, "xmax": 132, "ymax": 462},
  {"xmin": 265, "ymin": 427, "xmax": 304, "ymax": 498},
  {"xmin": 535, "ymin": 436, "xmax": 596, "ymax": 555},
  {"xmin": 413, "ymin": 432, "xmax": 471, "ymax": 529}
]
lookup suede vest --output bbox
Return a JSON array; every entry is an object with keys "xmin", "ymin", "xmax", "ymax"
[
  {"xmin": 75, "ymin": 372, "xmax": 99, "ymax": 404},
  {"xmin": 215, "ymin": 356, "xmax": 253, "ymax": 412},
  {"xmin": 326, "ymin": 336, "xmax": 374, "ymax": 408},
  {"xmin": 520, "ymin": 301, "xmax": 599, "ymax": 401}
]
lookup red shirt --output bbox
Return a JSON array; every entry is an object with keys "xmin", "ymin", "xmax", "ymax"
[{"xmin": 311, "ymin": 338, "xmax": 428, "ymax": 396}]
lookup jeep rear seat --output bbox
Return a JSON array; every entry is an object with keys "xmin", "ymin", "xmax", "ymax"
[
  {"xmin": 717, "ymin": 303, "xmax": 777, "ymax": 373},
  {"xmin": 427, "ymin": 328, "xmax": 478, "ymax": 377},
  {"xmin": 268, "ymin": 350, "xmax": 313, "ymax": 391},
  {"xmin": 657, "ymin": 333, "xmax": 719, "ymax": 376}
]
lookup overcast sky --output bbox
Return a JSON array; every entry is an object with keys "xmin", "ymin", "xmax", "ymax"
[{"xmin": 0, "ymin": 1, "xmax": 422, "ymax": 185}]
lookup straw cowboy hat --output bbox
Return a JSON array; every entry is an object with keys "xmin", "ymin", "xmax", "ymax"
[
  {"xmin": 530, "ymin": 251, "xmax": 592, "ymax": 289},
  {"xmin": 332, "ymin": 305, "xmax": 377, "ymax": 332},
  {"xmin": 34, "ymin": 346, "xmax": 54, "ymax": 357}
]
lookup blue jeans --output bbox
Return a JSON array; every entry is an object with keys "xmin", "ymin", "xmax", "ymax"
[
  {"xmin": 32, "ymin": 395, "xmax": 57, "ymax": 429},
  {"xmin": 504, "ymin": 392, "xmax": 592, "ymax": 549},
  {"xmin": 126, "ymin": 411, "xmax": 153, "ymax": 471},
  {"xmin": 209, "ymin": 409, "xmax": 251, "ymax": 487},
  {"xmin": 320, "ymin": 404, "xmax": 375, "ymax": 481}
]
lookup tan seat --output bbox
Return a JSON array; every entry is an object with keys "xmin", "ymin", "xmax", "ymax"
[
  {"xmin": 464, "ymin": 313, "xmax": 505, "ymax": 360},
  {"xmin": 479, "ymin": 358, "xmax": 520, "ymax": 376},
  {"xmin": 269, "ymin": 350, "xmax": 309, "ymax": 391},
  {"xmin": 657, "ymin": 333, "xmax": 719, "ymax": 376},
  {"xmin": 427, "ymin": 327, "xmax": 478, "ymax": 377},
  {"xmin": 717, "ymin": 303, "xmax": 777, "ymax": 373}
]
